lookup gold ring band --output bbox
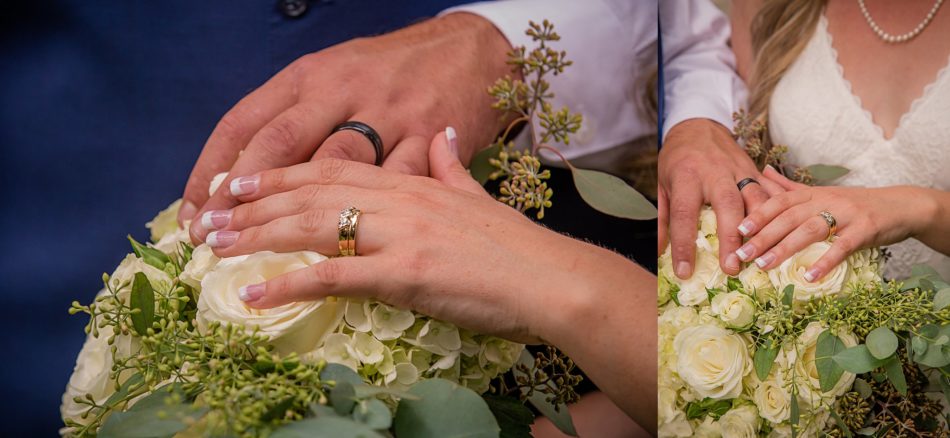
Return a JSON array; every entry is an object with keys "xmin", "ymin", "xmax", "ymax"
[
  {"xmin": 338, "ymin": 207, "xmax": 361, "ymax": 256},
  {"xmin": 818, "ymin": 211, "xmax": 836, "ymax": 240}
]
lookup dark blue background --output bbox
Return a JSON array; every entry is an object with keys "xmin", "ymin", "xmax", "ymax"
[{"xmin": 0, "ymin": 1, "xmax": 466, "ymax": 434}]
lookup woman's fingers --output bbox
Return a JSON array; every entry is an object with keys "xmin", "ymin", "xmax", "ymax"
[
  {"xmin": 735, "ymin": 204, "xmax": 820, "ymax": 268},
  {"xmin": 233, "ymin": 159, "xmax": 402, "ymax": 201},
  {"xmin": 206, "ymin": 209, "xmax": 382, "ymax": 258},
  {"xmin": 805, "ymin": 233, "xmax": 864, "ymax": 282},
  {"xmin": 746, "ymin": 215, "xmax": 832, "ymax": 270},
  {"xmin": 241, "ymin": 257, "xmax": 381, "ymax": 309},
  {"xmin": 738, "ymin": 190, "xmax": 811, "ymax": 237},
  {"xmin": 429, "ymin": 127, "xmax": 490, "ymax": 197},
  {"xmin": 762, "ymin": 165, "xmax": 808, "ymax": 191}
]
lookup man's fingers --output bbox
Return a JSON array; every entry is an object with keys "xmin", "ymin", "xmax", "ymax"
[
  {"xmin": 710, "ymin": 178, "xmax": 745, "ymax": 275},
  {"xmin": 668, "ymin": 172, "xmax": 704, "ymax": 279},
  {"xmin": 242, "ymin": 257, "xmax": 379, "ymax": 309},
  {"xmin": 178, "ymin": 73, "xmax": 298, "ymax": 224},
  {"xmin": 658, "ymin": 187, "xmax": 670, "ymax": 254},
  {"xmin": 382, "ymin": 135, "xmax": 430, "ymax": 176},
  {"xmin": 738, "ymin": 179, "xmax": 771, "ymax": 213},
  {"xmin": 311, "ymin": 114, "xmax": 404, "ymax": 164}
]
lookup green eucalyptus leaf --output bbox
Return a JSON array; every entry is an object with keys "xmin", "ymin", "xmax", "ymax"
[
  {"xmin": 99, "ymin": 402, "xmax": 208, "ymax": 438},
  {"xmin": 790, "ymin": 395, "xmax": 800, "ymax": 438},
  {"xmin": 866, "ymin": 327, "xmax": 899, "ymax": 360},
  {"xmin": 270, "ymin": 417, "xmax": 385, "ymax": 438},
  {"xmin": 853, "ymin": 378, "xmax": 872, "ymax": 399},
  {"xmin": 352, "ymin": 399, "xmax": 392, "ymax": 430},
  {"xmin": 104, "ymin": 373, "xmax": 145, "ymax": 408},
  {"xmin": 882, "ymin": 357, "xmax": 907, "ymax": 396},
  {"xmin": 321, "ymin": 363, "xmax": 364, "ymax": 387},
  {"xmin": 570, "ymin": 167, "xmax": 657, "ymax": 220},
  {"xmin": 484, "ymin": 395, "xmax": 534, "ymax": 438},
  {"xmin": 754, "ymin": 344, "xmax": 780, "ymax": 381},
  {"xmin": 855, "ymin": 427, "xmax": 877, "ymax": 436},
  {"xmin": 816, "ymin": 330, "xmax": 847, "ymax": 392},
  {"xmin": 782, "ymin": 284, "xmax": 794, "ymax": 308},
  {"xmin": 353, "ymin": 384, "xmax": 420, "ymax": 400},
  {"xmin": 330, "ymin": 381, "xmax": 357, "ymax": 416},
  {"xmin": 913, "ymin": 338, "xmax": 950, "ymax": 368},
  {"xmin": 262, "ymin": 397, "xmax": 296, "ymax": 423},
  {"xmin": 833, "ymin": 345, "xmax": 887, "ymax": 374},
  {"xmin": 128, "ymin": 235, "xmax": 170, "ymax": 270},
  {"xmin": 393, "ymin": 379, "xmax": 500, "ymax": 438},
  {"xmin": 934, "ymin": 288, "xmax": 950, "ymax": 311},
  {"xmin": 469, "ymin": 143, "xmax": 503, "ymax": 185},
  {"xmin": 912, "ymin": 336, "xmax": 929, "ymax": 356},
  {"xmin": 805, "ymin": 164, "xmax": 849, "ymax": 183},
  {"xmin": 128, "ymin": 383, "xmax": 187, "ymax": 412},
  {"xmin": 921, "ymin": 278, "xmax": 936, "ymax": 293},
  {"xmin": 129, "ymin": 273, "xmax": 156, "ymax": 336}
]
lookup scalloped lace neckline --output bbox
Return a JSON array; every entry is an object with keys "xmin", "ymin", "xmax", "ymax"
[{"xmin": 818, "ymin": 15, "xmax": 950, "ymax": 141}]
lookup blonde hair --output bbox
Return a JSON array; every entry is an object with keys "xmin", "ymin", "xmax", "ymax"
[{"xmin": 748, "ymin": 0, "xmax": 827, "ymax": 128}]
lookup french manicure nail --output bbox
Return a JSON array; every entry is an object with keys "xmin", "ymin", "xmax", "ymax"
[
  {"xmin": 201, "ymin": 210, "xmax": 232, "ymax": 230},
  {"xmin": 738, "ymin": 220, "xmax": 755, "ymax": 236},
  {"xmin": 725, "ymin": 253, "xmax": 740, "ymax": 271},
  {"xmin": 178, "ymin": 201, "xmax": 198, "ymax": 223},
  {"xmin": 230, "ymin": 175, "xmax": 260, "ymax": 196},
  {"xmin": 445, "ymin": 126, "xmax": 458, "ymax": 156},
  {"xmin": 675, "ymin": 261, "xmax": 692, "ymax": 279},
  {"xmin": 754, "ymin": 252, "xmax": 776, "ymax": 269},
  {"xmin": 804, "ymin": 267, "xmax": 821, "ymax": 283},
  {"xmin": 736, "ymin": 244, "xmax": 755, "ymax": 261},
  {"xmin": 238, "ymin": 283, "xmax": 265, "ymax": 302},
  {"xmin": 207, "ymin": 230, "xmax": 238, "ymax": 248}
]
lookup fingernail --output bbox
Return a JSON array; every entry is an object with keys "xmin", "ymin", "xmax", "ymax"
[
  {"xmin": 230, "ymin": 175, "xmax": 260, "ymax": 196},
  {"xmin": 675, "ymin": 261, "xmax": 692, "ymax": 279},
  {"xmin": 238, "ymin": 283, "xmax": 265, "ymax": 302},
  {"xmin": 200, "ymin": 210, "xmax": 232, "ymax": 230},
  {"xmin": 178, "ymin": 201, "xmax": 198, "ymax": 223},
  {"xmin": 765, "ymin": 164, "xmax": 776, "ymax": 173},
  {"xmin": 725, "ymin": 253, "xmax": 740, "ymax": 271},
  {"xmin": 445, "ymin": 126, "xmax": 458, "ymax": 156},
  {"xmin": 755, "ymin": 252, "xmax": 776, "ymax": 269},
  {"xmin": 738, "ymin": 220, "xmax": 755, "ymax": 236},
  {"xmin": 207, "ymin": 230, "xmax": 238, "ymax": 248},
  {"xmin": 804, "ymin": 267, "xmax": 821, "ymax": 283},
  {"xmin": 736, "ymin": 244, "xmax": 755, "ymax": 261}
]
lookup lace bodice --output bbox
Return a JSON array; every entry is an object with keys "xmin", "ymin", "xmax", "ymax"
[{"xmin": 769, "ymin": 16, "xmax": 950, "ymax": 280}]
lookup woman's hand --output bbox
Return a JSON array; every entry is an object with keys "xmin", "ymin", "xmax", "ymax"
[{"xmin": 733, "ymin": 166, "xmax": 938, "ymax": 281}]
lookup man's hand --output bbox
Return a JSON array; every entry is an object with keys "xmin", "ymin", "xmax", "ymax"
[
  {"xmin": 178, "ymin": 12, "xmax": 516, "ymax": 242},
  {"xmin": 658, "ymin": 118, "xmax": 784, "ymax": 278}
]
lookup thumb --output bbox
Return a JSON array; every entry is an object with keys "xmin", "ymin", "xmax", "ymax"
[{"xmin": 429, "ymin": 127, "xmax": 489, "ymax": 197}]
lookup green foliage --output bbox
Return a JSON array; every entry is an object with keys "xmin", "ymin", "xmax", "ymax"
[
  {"xmin": 484, "ymin": 395, "xmax": 534, "ymax": 438},
  {"xmin": 685, "ymin": 398, "xmax": 732, "ymax": 420},
  {"xmin": 393, "ymin": 379, "xmax": 500, "ymax": 438},
  {"xmin": 816, "ymin": 330, "xmax": 847, "ymax": 392},
  {"xmin": 753, "ymin": 342, "xmax": 780, "ymax": 381},
  {"xmin": 571, "ymin": 168, "xmax": 657, "ymax": 220}
]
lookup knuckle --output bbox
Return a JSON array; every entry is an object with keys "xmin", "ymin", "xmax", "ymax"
[
  {"xmin": 316, "ymin": 158, "xmax": 348, "ymax": 185},
  {"xmin": 298, "ymin": 185, "xmax": 323, "ymax": 208},
  {"xmin": 312, "ymin": 261, "xmax": 344, "ymax": 290},
  {"xmin": 321, "ymin": 131, "xmax": 370, "ymax": 162},
  {"xmin": 259, "ymin": 118, "xmax": 302, "ymax": 159},
  {"xmin": 834, "ymin": 235, "xmax": 856, "ymax": 252},
  {"xmin": 215, "ymin": 111, "xmax": 250, "ymax": 144},
  {"xmin": 298, "ymin": 210, "xmax": 326, "ymax": 234},
  {"xmin": 267, "ymin": 168, "xmax": 290, "ymax": 192},
  {"xmin": 803, "ymin": 218, "xmax": 826, "ymax": 236}
]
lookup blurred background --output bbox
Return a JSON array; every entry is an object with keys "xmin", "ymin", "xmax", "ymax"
[{"xmin": 0, "ymin": 1, "xmax": 655, "ymax": 435}]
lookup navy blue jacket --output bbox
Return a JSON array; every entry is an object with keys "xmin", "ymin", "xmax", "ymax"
[{"xmin": 0, "ymin": 1, "xmax": 467, "ymax": 433}]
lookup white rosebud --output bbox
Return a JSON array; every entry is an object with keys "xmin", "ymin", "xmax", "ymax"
[
  {"xmin": 208, "ymin": 172, "xmax": 228, "ymax": 197},
  {"xmin": 146, "ymin": 199, "xmax": 183, "ymax": 242},
  {"xmin": 737, "ymin": 265, "xmax": 776, "ymax": 304},
  {"xmin": 768, "ymin": 241, "xmax": 849, "ymax": 305},
  {"xmin": 370, "ymin": 303, "xmax": 415, "ymax": 341},
  {"xmin": 752, "ymin": 374, "xmax": 791, "ymax": 423},
  {"xmin": 693, "ymin": 417, "xmax": 722, "ymax": 438},
  {"xmin": 710, "ymin": 291, "xmax": 757, "ymax": 329},
  {"xmin": 110, "ymin": 254, "xmax": 174, "ymax": 295},
  {"xmin": 719, "ymin": 404, "xmax": 760, "ymax": 438},
  {"xmin": 179, "ymin": 244, "xmax": 219, "ymax": 291},
  {"xmin": 195, "ymin": 251, "xmax": 343, "ymax": 357},
  {"xmin": 673, "ymin": 324, "xmax": 751, "ymax": 400},
  {"xmin": 151, "ymin": 226, "xmax": 190, "ymax": 255},
  {"xmin": 785, "ymin": 321, "xmax": 857, "ymax": 405}
]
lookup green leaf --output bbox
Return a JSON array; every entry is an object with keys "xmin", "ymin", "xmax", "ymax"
[
  {"xmin": 684, "ymin": 398, "xmax": 732, "ymax": 420},
  {"xmin": 353, "ymin": 384, "xmax": 420, "ymax": 400},
  {"xmin": 570, "ymin": 167, "xmax": 657, "ymax": 220},
  {"xmin": 321, "ymin": 363, "xmax": 364, "ymax": 387},
  {"xmin": 853, "ymin": 378, "xmax": 872, "ymax": 399},
  {"xmin": 782, "ymin": 284, "xmax": 795, "ymax": 308},
  {"xmin": 262, "ymin": 397, "xmax": 296, "ymax": 423},
  {"xmin": 484, "ymin": 395, "xmax": 534, "ymax": 438},
  {"xmin": 882, "ymin": 356, "xmax": 907, "ymax": 396},
  {"xmin": 103, "ymin": 373, "xmax": 145, "ymax": 408},
  {"xmin": 816, "ymin": 330, "xmax": 847, "ymax": 392},
  {"xmin": 128, "ymin": 383, "xmax": 187, "ymax": 412},
  {"xmin": 330, "ymin": 381, "xmax": 357, "ymax": 416},
  {"xmin": 934, "ymin": 288, "xmax": 950, "ymax": 311},
  {"xmin": 393, "ymin": 379, "xmax": 500, "ymax": 438},
  {"xmin": 866, "ymin": 327, "xmax": 899, "ymax": 360},
  {"xmin": 754, "ymin": 344, "xmax": 780, "ymax": 381},
  {"xmin": 469, "ymin": 143, "xmax": 503, "ymax": 185},
  {"xmin": 790, "ymin": 395, "xmax": 800, "ymax": 438},
  {"xmin": 726, "ymin": 277, "xmax": 742, "ymax": 292},
  {"xmin": 805, "ymin": 164, "xmax": 849, "ymax": 183},
  {"xmin": 129, "ymin": 272, "xmax": 156, "ymax": 336},
  {"xmin": 128, "ymin": 235, "xmax": 170, "ymax": 270},
  {"xmin": 912, "ymin": 336, "xmax": 928, "ymax": 356},
  {"xmin": 270, "ymin": 417, "xmax": 385, "ymax": 438},
  {"xmin": 512, "ymin": 350, "xmax": 576, "ymax": 436},
  {"xmin": 99, "ymin": 402, "xmax": 208, "ymax": 438},
  {"xmin": 352, "ymin": 399, "xmax": 392, "ymax": 430},
  {"xmin": 912, "ymin": 334, "xmax": 950, "ymax": 368},
  {"xmin": 833, "ymin": 345, "xmax": 887, "ymax": 374}
]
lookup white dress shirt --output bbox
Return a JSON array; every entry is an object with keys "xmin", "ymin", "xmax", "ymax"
[
  {"xmin": 660, "ymin": 0, "xmax": 747, "ymax": 139},
  {"xmin": 442, "ymin": 0, "xmax": 657, "ymax": 170}
]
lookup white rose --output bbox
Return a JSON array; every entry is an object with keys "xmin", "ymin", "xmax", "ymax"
[
  {"xmin": 693, "ymin": 417, "xmax": 722, "ymax": 438},
  {"xmin": 710, "ymin": 291, "xmax": 757, "ymax": 329},
  {"xmin": 720, "ymin": 405, "xmax": 760, "ymax": 438},
  {"xmin": 738, "ymin": 265, "xmax": 776, "ymax": 304},
  {"xmin": 209, "ymin": 172, "xmax": 228, "ymax": 196},
  {"xmin": 699, "ymin": 207, "xmax": 718, "ymax": 236},
  {"xmin": 658, "ymin": 384, "xmax": 682, "ymax": 425},
  {"xmin": 674, "ymin": 325, "xmax": 751, "ymax": 400},
  {"xmin": 752, "ymin": 375, "xmax": 791, "ymax": 423},
  {"xmin": 785, "ymin": 321, "xmax": 857, "ymax": 405},
  {"xmin": 152, "ymin": 226, "xmax": 190, "ymax": 255},
  {"xmin": 180, "ymin": 244, "xmax": 220, "ymax": 291},
  {"xmin": 676, "ymin": 249, "xmax": 727, "ymax": 306},
  {"xmin": 196, "ymin": 251, "xmax": 343, "ymax": 357},
  {"xmin": 109, "ymin": 254, "xmax": 174, "ymax": 295},
  {"xmin": 768, "ymin": 241, "xmax": 849, "ymax": 304},
  {"xmin": 146, "ymin": 199, "xmax": 183, "ymax": 242}
]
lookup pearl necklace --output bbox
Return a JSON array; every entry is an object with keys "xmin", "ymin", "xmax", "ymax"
[{"xmin": 858, "ymin": 0, "xmax": 944, "ymax": 43}]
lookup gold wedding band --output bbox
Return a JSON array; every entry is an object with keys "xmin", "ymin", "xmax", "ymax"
[
  {"xmin": 818, "ymin": 211, "xmax": 837, "ymax": 241},
  {"xmin": 338, "ymin": 207, "xmax": 362, "ymax": 257}
]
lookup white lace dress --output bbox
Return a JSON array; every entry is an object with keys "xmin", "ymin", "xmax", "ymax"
[{"xmin": 768, "ymin": 16, "xmax": 950, "ymax": 280}]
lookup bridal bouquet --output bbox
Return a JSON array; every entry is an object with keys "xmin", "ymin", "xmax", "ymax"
[{"xmin": 658, "ymin": 207, "xmax": 950, "ymax": 437}]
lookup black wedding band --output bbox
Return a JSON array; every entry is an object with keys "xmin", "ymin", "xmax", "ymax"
[
  {"xmin": 736, "ymin": 177, "xmax": 760, "ymax": 191},
  {"xmin": 331, "ymin": 121, "xmax": 384, "ymax": 166}
]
